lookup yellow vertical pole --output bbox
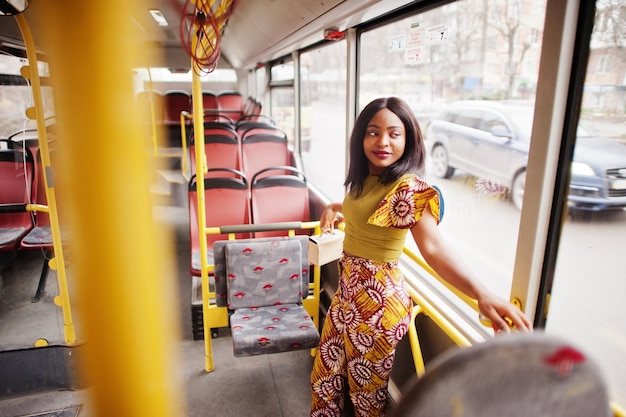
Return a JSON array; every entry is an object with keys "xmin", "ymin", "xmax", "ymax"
[
  {"xmin": 37, "ymin": 2, "xmax": 185, "ymax": 416},
  {"xmin": 14, "ymin": 14, "xmax": 75, "ymax": 345},
  {"xmin": 189, "ymin": 42, "xmax": 213, "ymax": 372},
  {"xmin": 187, "ymin": 0, "xmax": 216, "ymax": 372}
]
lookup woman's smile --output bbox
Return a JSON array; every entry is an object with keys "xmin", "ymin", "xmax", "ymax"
[{"xmin": 372, "ymin": 150, "xmax": 392, "ymax": 159}]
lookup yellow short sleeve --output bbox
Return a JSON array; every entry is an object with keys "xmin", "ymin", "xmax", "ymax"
[{"xmin": 367, "ymin": 175, "xmax": 440, "ymax": 229}]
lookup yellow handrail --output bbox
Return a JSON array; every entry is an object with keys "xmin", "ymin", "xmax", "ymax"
[
  {"xmin": 403, "ymin": 246, "xmax": 479, "ymax": 312},
  {"xmin": 407, "ymin": 286, "xmax": 472, "ymax": 377},
  {"xmin": 180, "ymin": 112, "xmax": 190, "ymax": 178},
  {"xmin": 15, "ymin": 13, "xmax": 75, "ymax": 345}
]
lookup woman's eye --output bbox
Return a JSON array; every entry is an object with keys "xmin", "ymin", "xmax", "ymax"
[{"xmin": 367, "ymin": 130, "xmax": 378, "ymax": 137}]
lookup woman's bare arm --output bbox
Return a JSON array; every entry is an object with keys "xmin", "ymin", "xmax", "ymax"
[{"xmin": 410, "ymin": 207, "xmax": 532, "ymax": 333}]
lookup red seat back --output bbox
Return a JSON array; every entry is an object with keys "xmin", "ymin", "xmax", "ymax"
[
  {"xmin": 250, "ymin": 167, "xmax": 309, "ymax": 238},
  {"xmin": 239, "ymin": 124, "xmax": 293, "ymax": 180},
  {"xmin": 0, "ymin": 141, "xmax": 35, "ymax": 250},
  {"xmin": 188, "ymin": 168, "xmax": 251, "ymax": 275},
  {"xmin": 217, "ymin": 91, "xmax": 244, "ymax": 122},
  {"xmin": 188, "ymin": 123, "xmax": 241, "ymax": 177},
  {"xmin": 163, "ymin": 90, "xmax": 191, "ymax": 126}
]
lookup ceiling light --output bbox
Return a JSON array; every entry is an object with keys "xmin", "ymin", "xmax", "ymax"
[{"xmin": 149, "ymin": 9, "xmax": 168, "ymax": 27}]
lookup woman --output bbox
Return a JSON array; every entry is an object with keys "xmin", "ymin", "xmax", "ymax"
[{"xmin": 310, "ymin": 97, "xmax": 532, "ymax": 417}]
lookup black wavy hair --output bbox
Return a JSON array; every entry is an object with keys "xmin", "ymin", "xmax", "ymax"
[{"xmin": 344, "ymin": 97, "xmax": 426, "ymax": 197}]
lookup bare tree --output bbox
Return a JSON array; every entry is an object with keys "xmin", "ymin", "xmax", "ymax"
[
  {"xmin": 488, "ymin": 0, "xmax": 533, "ymax": 98},
  {"xmin": 594, "ymin": 0, "xmax": 626, "ymax": 63}
]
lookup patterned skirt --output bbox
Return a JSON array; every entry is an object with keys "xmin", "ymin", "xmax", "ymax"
[{"xmin": 310, "ymin": 254, "xmax": 413, "ymax": 417}]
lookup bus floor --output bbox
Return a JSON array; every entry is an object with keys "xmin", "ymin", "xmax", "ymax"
[{"xmin": 0, "ymin": 205, "xmax": 318, "ymax": 417}]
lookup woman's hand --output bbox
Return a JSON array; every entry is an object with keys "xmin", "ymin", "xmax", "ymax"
[
  {"xmin": 477, "ymin": 292, "xmax": 533, "ymax": 333},
  {"xmin": 320, "ymin": 202, "xmax": 342, "ymax": 233}
]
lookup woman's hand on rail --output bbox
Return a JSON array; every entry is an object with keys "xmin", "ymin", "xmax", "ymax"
[
  {"xmin": 476, "ymin": 292, "xmax": 533, "ymax": 334},
  {"xmin": 411, "ymin": 206, "xmax": 533, "ymax": 334},
  {"xmin": 320, "ymin": 202, "xmax": 343, "ymax": 233}
]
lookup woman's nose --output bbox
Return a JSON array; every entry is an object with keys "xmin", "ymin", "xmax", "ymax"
[{"xmin": 377, "ymin": 133, "xmax": 390, "ymax": 146}]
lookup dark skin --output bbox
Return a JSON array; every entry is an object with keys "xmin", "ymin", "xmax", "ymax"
[{"xmin": 320, "ymin": 107, "xmax": 533, "ymax": 333}]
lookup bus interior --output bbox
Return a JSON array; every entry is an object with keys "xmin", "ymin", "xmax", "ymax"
[{"xmin": 1, "ymin": 1, "xmax": 625, "ymax": 416}]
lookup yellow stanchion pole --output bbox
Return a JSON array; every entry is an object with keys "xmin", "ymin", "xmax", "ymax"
[
  {"xmin": 191, "ymin": 59, "xmax": 213, "ymax": 371},
  {"xmin": 15, "ymin": 14, "xmax": 75, "ymax": 345},
  {"xmin": 37, "ymin": 2, "xmax": 185, "ymax": 416}
]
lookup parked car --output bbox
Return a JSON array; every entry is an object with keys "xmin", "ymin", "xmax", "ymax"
[
  {"xmin": 424, "ymin": 100, "xmax": 626, "ymax": 211},
  {"xmin": 412, "ymin": 101, "xmax": 447, "ymax": 131}
]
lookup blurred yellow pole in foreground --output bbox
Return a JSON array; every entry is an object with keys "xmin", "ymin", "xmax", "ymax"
[{"xmin": 37, "ymin": 2, "xmax": 185, "ymax": 416}]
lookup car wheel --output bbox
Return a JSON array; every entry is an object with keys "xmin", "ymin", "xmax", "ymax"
[
  {"xmin": 431, "ymin": 144, "xmax": 454, "ymax": 178},
  {"xmin": 511, "ymin": 171, "xmax": 526, "ymax": 210}
]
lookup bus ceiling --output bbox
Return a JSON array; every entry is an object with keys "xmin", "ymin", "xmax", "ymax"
[{"xmin": 0, "ymin": 0, "xmax": 416, "ymax": 71}]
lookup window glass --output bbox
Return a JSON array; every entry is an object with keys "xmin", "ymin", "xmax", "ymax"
[
  {"xmin": 546, "ymin": 1, "xmax": 626, "ymax": 407},
  {"xmin": 270, "ymin": 63, "xmax": 296, "ymax": 148},
  {"xmin": 0, "ymin": 54, "xmax": 54, "ymax": 137},
  {"xmin": 271, "ymin": 62, "xmax": 294, "ymax": 82},
  {"xmin": 456, "ymin": 108, "xmax": 483, "ymax": 129},
  {"xmin": 358, "ymin": 0, "xmax": 546, "ymax": 325},
  {"xmin": 479, "ymin": 110, "xmax": 508, "ymax": 133},
  {"xmin": 132, "ymin": 67, "xmax": 237, "ymax": 93},
  {"xmin": 270, "ymin": 86, "xmax": 295, "ymax": 148},
  {"xmin": 300, "ymin": 42, "xmax": 347, "ymax": 202},
  {"xmin": 255, "ymin": 66, "xmax": 266, "ymax": 104}
]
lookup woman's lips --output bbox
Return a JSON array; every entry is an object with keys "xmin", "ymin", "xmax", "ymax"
[{"xmin": 373, "ymin": 151, "xmax": 391, "ymax": 158}]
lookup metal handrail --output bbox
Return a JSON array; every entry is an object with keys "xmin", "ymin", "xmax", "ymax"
[
  {"xmin": 407, "ymin": 286, "xmax": 472, "ymax": 377},
  {"xmin": 403, "ymin": 246, "xmax": 479, "ymax": 312},
  {"xmin": 15, "ymin": 13, "xmax": 75, "ymax": 345}
]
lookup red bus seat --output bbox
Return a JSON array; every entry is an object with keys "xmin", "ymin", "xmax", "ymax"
[
  {"xmin": 188, "ymin": 122, "xmax": 241, "ymax": 177},
  {"xmin": 20, "ymin": 147, "xmax": 53, "ymax": 301},
  {"xmin": 239, "ymin": 124, "xmax": 293, "ymax": 181},
  {"xmin": 0, "ymin": 141, "xmax": 35, "ymax": 252},
  {"xmin": 201, "ymin": 90, "xmax": 219, "ymax": 111},
  {"xmin": 236, "ymin": 120, "xmax": 281, "ymax": 138},
  {"xmin": 217, "ymin": 91, "xmax": 244, "ymax": 122},
  {"xmin": 199, "ymin": 91, "xmax": 222, "ymax": 122},
  {"xmin": 164, "ymin": 90, "xmax": 191, "ymax": 147},
  {"xmin": 21, "ymin": 147, "xmax": 53, "ymax": 249},
  {"xmin": 250, "ymin": 166, "xmax": 310, "ymax": 238},
  {"xmin": 163, "ymin": 90, "xmax": 191, "ymax": 126},
  {"xmin": 236, "ymin": 115, "xmax": 276, "ymax": 132},
  {"xmin": 188, "ymin": 168, "xmax": 251, "ymax": 276}
]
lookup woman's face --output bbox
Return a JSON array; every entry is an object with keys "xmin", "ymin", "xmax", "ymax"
[{"xmin": 363, "ymin": 108, "xmax": 406, "ymax": 176}]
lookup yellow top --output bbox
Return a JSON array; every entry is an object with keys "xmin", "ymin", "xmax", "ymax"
[{"xmin": 342, "ymin": 174, "xmax": 440, "ymax": 263}]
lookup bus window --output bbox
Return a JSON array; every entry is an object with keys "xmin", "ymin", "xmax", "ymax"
[
  {"xmin": 254, "ymin": 65, "xmax": 266, "ymax": 105},
  {"xmin": 270, "ymin": 85, "xmax": 295, "ymax": 149},
  {"xmin": 269, "ymin": 60, "xmax": 315, "ymax": 158},
  {"xmin": 546, "ymin": 1, "xmax": 626, "ymax": 407},
  {"xmin": 300, "ymin": 41, "xmax": 347, "ymax": 202},
  {"xmin": 270, "ymin": 62, "xmax": 296, "ymax": 149},
  {"xmin": 358, "ymin": 0, "xmax": 546, "ymax": 304},
  {"xmin": 0, "ymin": 54, "xmax": 53, "ymax": 137},
  {"xmin": 132, "ymin": 67, "xmax": 237, "ymax": 95}
]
